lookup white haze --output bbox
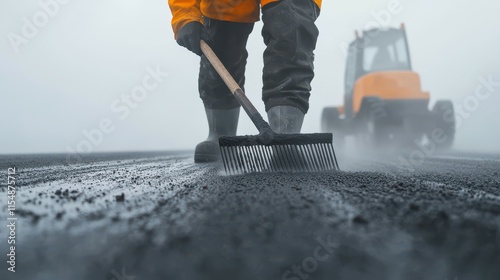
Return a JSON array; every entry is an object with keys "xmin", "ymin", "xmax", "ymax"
[{"xmin": 1, "ymin": 0, "xmax": 499, "ymax": 154}]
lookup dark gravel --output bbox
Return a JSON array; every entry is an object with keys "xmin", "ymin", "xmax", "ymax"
[{"xmin": 1, "ymin": 150, "xmax": 499, "ymax": 280}]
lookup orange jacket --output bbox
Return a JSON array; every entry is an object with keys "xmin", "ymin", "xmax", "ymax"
[{"xmin": 169, "ymin": 0, "xmax": 322, "ymax": 38}]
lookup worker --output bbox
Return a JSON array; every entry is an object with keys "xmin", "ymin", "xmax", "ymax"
[{"xmin": 168, "ymin": 0, "xmax": 321, "ymax": 162}]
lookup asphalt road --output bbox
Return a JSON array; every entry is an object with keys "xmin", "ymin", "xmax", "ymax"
[{"xmin": 1, "ymin": 149, "xmax": 499, "ymax": 280}]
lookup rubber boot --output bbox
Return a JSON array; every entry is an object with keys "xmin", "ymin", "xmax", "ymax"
[
  {"xmin": 267, "ymin": 106, "xmax": 304, "ymax": 134},
  {"xmin": 267, "ymin": 106, "xmax": 306, "ymax": 171},
  {"xmin": 194, "ymin": 107, "xmax": 240, "ymax": 163}
]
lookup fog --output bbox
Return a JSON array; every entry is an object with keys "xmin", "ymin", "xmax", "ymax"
[{"xmin": 1, "ymin": 0, "xmax": 499, "ymax": 154}]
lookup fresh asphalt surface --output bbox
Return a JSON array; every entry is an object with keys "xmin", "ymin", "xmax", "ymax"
[{"xmin": 1, "ymin": 149, "xmax": 499, "ymax": 280}]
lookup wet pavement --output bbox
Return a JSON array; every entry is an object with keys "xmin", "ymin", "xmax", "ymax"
[{"xmin": 1, "ymin": 150, "xmax": 499, "ymax": 280}]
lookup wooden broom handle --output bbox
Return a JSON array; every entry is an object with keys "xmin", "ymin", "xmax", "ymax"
[{"xmin": 200, "ymin": 40, "xmax": 240, "ymax": 93}]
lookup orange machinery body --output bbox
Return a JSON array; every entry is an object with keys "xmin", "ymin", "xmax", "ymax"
[
  {"xmin": 320, "ymin": 25, "xmax": 455, "ymax": 149},
  {"xmin": 351, "ymin": 71, "xmax": 430, "ymax": 115}
]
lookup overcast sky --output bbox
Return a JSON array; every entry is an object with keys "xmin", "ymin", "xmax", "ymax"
[{"xmin": 1, "ymin": 0, "xmax": 499, "ymax": 154}]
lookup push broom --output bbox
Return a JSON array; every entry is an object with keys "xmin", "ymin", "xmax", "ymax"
[{"xmin": 200, "ymin": 40, "xmax": 340, "ymax": 174}]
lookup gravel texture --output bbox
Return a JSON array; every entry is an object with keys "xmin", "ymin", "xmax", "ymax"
[{"xmin": 1, "ymin": 150, "xmax": 499, "ymax": 280}]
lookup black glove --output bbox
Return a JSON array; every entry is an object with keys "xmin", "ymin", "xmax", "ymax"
[{"xmin": 176, "ymin": 21, "xmax": 205, "ymax": 56}]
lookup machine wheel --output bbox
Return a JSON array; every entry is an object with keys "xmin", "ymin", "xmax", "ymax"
[
  {"xmin": 321, "ymin": 107, "xmax": 345, "ymax": 148},
  {"xmin": 429, "ymin": 100, "xmax": 455, "ymax": 150}
]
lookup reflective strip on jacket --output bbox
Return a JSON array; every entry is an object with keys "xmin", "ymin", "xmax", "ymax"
[{"xmin": 168, "ymin": 0, "xmax": 322, "ymax": 38}]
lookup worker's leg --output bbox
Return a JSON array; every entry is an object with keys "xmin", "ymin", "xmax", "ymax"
[
  {"xmin": 199, "ymin": 18, "xmax": 254, "ymax": 110},
  {"xmin": 195, "ymin": 19, "xmax": 254, "ymax": 162},
  {"xmin": 262, "ymin": 0, "xmax": 320, "ymax": 133}
]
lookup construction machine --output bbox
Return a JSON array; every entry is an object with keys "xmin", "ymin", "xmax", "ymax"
[{"xmin": 322, "ymin": 24, "xmax": 455, "ymax": 149}]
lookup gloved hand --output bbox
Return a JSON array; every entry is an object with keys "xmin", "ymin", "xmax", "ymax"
[{"xmin": 176, "ymin": 21, "xmax": 206, "ymax": 56}]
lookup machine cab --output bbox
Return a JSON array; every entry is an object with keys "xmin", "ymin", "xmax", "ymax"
[{"xmin": 344, "ymin": 26, "xmax": 413, "ymax": 119}]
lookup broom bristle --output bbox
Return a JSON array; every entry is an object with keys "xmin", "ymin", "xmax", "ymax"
[{"xmin": 219, "ymin": 133, "xmax": 340, "ymax": 175}]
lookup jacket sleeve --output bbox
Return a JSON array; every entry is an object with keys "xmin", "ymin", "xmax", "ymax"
[{"xmin": 168, "ymin": 0, "xmax": 203, "ymax": 39}]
